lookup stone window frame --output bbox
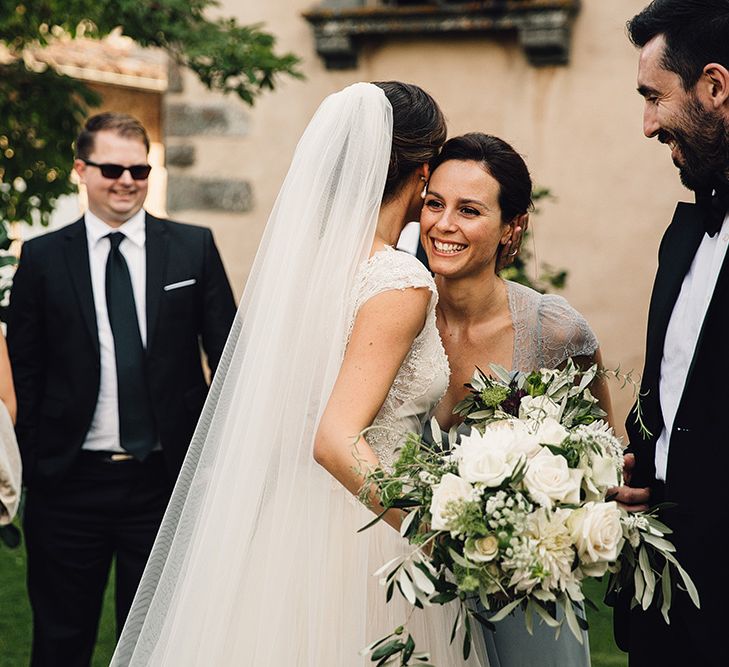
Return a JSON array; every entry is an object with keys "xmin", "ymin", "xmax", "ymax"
[{"xmin": 303, "ymin": 0, "xmax": 582, "ymax": 70}]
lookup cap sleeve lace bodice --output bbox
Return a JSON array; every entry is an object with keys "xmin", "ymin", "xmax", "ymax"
[
  {"xmin": 507, "ymin": 280, "xmax": 598, "ymax": 372},
  {"xmin": 348, "ymin": 247, "xmax": 450, "ymax": 471}
]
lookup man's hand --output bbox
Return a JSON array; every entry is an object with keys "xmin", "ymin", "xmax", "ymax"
[
  {"xmin": 607, "ymin": 453, "xmax": 651, "ymax": 512},
  {"xmin": 497, "ymin": 213, "xmax": 529, "ymax": 272}
]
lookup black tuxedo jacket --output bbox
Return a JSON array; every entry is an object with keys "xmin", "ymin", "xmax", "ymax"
[
  {"xmin": 7, "ymin": 213, "xmax": 237, "ymax": 488},
  {"xmin": 619, "ymin": 202, "xmax": 729, "ymax": 650}
]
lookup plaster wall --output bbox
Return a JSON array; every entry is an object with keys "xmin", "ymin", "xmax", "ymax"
[{"xmin": 171, "ymin": 0, "xmax": 692, "ymax": 435}]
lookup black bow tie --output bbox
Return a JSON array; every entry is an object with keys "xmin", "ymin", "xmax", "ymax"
[{"xmin": 696, "ymin": 182, "xmax": 729, "ymax": 237}]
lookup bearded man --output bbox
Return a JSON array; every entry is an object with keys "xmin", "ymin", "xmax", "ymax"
[{"xmin": 611, "ymin": 2, "xmax": 729, "ymax": 666}]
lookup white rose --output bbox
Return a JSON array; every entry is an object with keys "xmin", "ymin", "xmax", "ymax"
[
  {"xmin": 482, "ymin": 421, "xmax": 542, "ymax": 459},
  {"xmin": 429, "ymin": 473, "xmax": 474, "ymax": 530},
  {"xmin": 519, "ymin": 395, "xmax": 561, "ymax": 421},
  {"xmin": 591, "ymin": 453, "xmax": 620, "ymax": 491},
  {"xmin": 455, "ymin": 429, "xmax": 525, "ymax": 486},
  {"xmin": 523, "ymin": 449, "xmax": 583, "ymax": 508},
  {"xmin": 580, "ymin": 452, "xmax": 620, "ymax": 501},
  {"xmin": 534, "ymin": 417, "xmax": 569, "ymax": 446},
  {"xmin": 464, "ymin": 534, "xmax": 500, "ymax": 563},
  {"xmin": 568, "ymin": 501, "xmax": 624, "ymax": 571}
]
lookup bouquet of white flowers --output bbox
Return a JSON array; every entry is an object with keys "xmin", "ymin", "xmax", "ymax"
[{"xmin": 360, "ymin": 361, "xmax": 698, "ymax": 666}]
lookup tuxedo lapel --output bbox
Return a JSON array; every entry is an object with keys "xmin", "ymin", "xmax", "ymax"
[
  {"xmin": 643, "ymin": 203, "xmax": 704, "ymax": 386},
  {"xmin": 64, "ymin": 218, "xmax": 100, "ymax": 355},
  {"xmin": 145, "ymin": 213, "xmax": 169, "ymax": 353}
]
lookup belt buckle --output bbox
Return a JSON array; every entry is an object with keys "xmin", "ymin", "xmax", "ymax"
[{"xmin": 110, "ymin": 453, "xmax": 135, "ymax": 462}]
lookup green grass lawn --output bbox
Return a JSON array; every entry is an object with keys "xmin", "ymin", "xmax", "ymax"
[
  {"xmin": 0, "ymin": 525, "xmax": 117, "ymax": 667},
  {"xmin": 1, "ymin": 532, "xmax": 627, "ymax": 667}
]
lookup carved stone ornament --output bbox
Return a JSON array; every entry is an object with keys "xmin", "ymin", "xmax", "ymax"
[{"xmin": 303, "ymin": 1, "xmax": 581, "ymax": 69}]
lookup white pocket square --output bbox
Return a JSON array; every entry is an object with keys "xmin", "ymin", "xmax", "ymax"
[{"xmin": 164, "ymin": 278, "xmax": 196, "ymax": 291}]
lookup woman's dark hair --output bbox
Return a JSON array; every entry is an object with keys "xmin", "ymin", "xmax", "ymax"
[
  {"xmin": 430, "ymin": 133, "xmax": 533, "ymax": 224},
  {"xmin": 627, "ymin": 0, "xmax": 729, "ymax": 90},
  {"xmin": 373, "ymin": 81, "xmax": 447, "ymax": 200},
  {"xmin": 76, "ymin": 112, "xmax": 150, "ymax": 160}
]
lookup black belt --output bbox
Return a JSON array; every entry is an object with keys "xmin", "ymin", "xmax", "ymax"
[{"xmin": 79, "ymin": 450, "xmax": 161, "ymax": 464}]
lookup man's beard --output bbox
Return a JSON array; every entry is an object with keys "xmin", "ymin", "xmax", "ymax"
[{"xmin": 665, "ymin": 95, "xmax": 729, "ymax": 192}]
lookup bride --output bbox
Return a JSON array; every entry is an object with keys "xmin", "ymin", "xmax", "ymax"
[{"xmin": 111, "ymin": 82, "xmax": 488, "ymax": 666}]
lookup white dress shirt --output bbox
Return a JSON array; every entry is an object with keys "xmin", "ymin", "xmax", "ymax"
[
  {"xmin": 655, "ymin": 213, "xmax": 729, "ymax": 480},
  {"xmin": 83, "ymin": 210, "xmax": 147, "ymax": 453},
  {"xmin": 396, "ymin": 221, "xmax": 421, "ymax": 256}
]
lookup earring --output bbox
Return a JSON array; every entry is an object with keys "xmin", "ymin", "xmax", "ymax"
[{"xmin": 420, "ymin": 176, "xmax": 428, "ymax": 199}]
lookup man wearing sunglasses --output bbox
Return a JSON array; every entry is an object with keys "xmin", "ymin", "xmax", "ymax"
[{"xmin": 7, "ymin": 112, "xmax": 237, "ymax": 666}]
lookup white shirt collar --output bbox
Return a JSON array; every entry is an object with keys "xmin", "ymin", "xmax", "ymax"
[{"xmin": 84, "ymin": 208, "xmax": 146, "ymax": 248}]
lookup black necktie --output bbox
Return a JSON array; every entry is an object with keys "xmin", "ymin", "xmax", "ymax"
[
  {"xmin": 696, "ymin": 183, "xmax": 729, "ymax": 237},
  {"xmin": 105, "ymin": 232, "xmax": 157, "ymax": 460}
]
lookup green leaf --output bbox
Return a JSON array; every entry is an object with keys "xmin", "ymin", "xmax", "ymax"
[
  {"xmin": 410, "ymin": 562, "xmax": 436, "ymax": 596},
  {"xmin": 371, "ymin": 639, "xmax": 403, "ymax": 661},
  {"xmin": 633, "ymin": 563, "xmax": 645, "ymax": 606},
  {"xmin": 448, "ymin": 548, "xmax": 472, "ymax": 569},
  {"xmin": 373, "ymin": 555, "xmax": 402, "ymax": 578},
  {"xmin": 661, "ymin": 560, "xmax": 672, "ymax": 625},
  {"xmin": 399, "ymin": 510, "xmax": 418, "ymax": 538},
  {"xmin": 642, "ymin": 533, "xmax": 676, "ymax": 553},
  {"xmin": 402, "ymin": 634, "xmax": 416, "ymax": 664},
  {"xmin": 398, "ymin": 568, "xmax": 418, "ymax": 605},
  {"xmin": 524, "ymin": 600, "xmax": 534, "ymax": 636},
  {"xmin": 430, "ymin": 417, "xmax": 443, "ymax": 448},
  {"xmin": 532, "ymin": 600, "xmax": 561, "ymax": 628},
  {"xmin": 449, "ymin": 607, "xmax": 460, "ymax": 644},
  {"xmin": 489, "ymin": 597, "xmax": 524, "ymax": 622},
  {"xmin": 469, "ymin": 609, "xmax": 495, "ymax": 631},
  {"xmin": 0, "ymin": 255, "xmax": 18, "ymax": 268},
  {"xmin": 563, "ymin": 599, "xmax": 584, "ymax": 644},
  {"xmin": 664, "ymin": 552, "xmax": 700, "ymax": 609},
  {"xmin": 489, "ymin": 364, "xmax": 513, "ymax": 384},
  {"xmin": 644, "ymin": 517, "xmax": 673, "ymax": 535},
  {"xmin": 361, "ymin": 631, "xmax": 398, "ymax": 655},
  {"xmin": 0, "ymin": 223, "xmax": 11, "ymax": 251},
  {"xmin": 638, "ymin": 546, "xmax": 656, "ymax": 609},
  {"xmin": 462, "ymin": 613, "xmax": 472, "ymax": 660},
  {"xmin": 358, "ymin": 507, "xmax": 392, "ymax": 533},
  {"xmin": 430, "ymin": 591, "xmax": 458, "ymax": 605}
]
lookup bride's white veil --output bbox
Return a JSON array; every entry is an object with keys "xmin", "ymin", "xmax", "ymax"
[{"xmin": 112, "ymin": 82, "xmax": 393, "ymax": 665}]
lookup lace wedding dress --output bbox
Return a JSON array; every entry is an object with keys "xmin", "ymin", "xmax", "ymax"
[{"xmin": 355, "ymin": 246, "xmax": 488, "ymax": 667}]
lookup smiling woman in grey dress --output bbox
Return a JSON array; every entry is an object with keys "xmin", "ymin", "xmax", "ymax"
[{"xmin": 420, "ymin": 133, "xmax": 615, "ymax": 667}]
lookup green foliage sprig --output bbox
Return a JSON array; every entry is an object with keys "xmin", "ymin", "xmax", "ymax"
[{"xmin": 0, "ymin": 2, "xmax": 301, "ymax": 103}]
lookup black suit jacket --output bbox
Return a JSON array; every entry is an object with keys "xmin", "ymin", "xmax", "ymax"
[
  {"xmin": 618, "ymin": 202, "xmax": 729, "ymax": 650},
  {"xmin": 7, "ymin": 213, "xmax": 237, "ymax": 488}
]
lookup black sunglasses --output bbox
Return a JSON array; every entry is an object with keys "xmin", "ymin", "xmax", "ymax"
[{"xmin": 80, "ymin": 159, "xmax": 152, "ymax": 181}]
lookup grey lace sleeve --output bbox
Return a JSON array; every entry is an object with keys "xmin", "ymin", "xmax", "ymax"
[{"xmin": 537, "ymin": 294, "xmax": 599, "ymax": 369}]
